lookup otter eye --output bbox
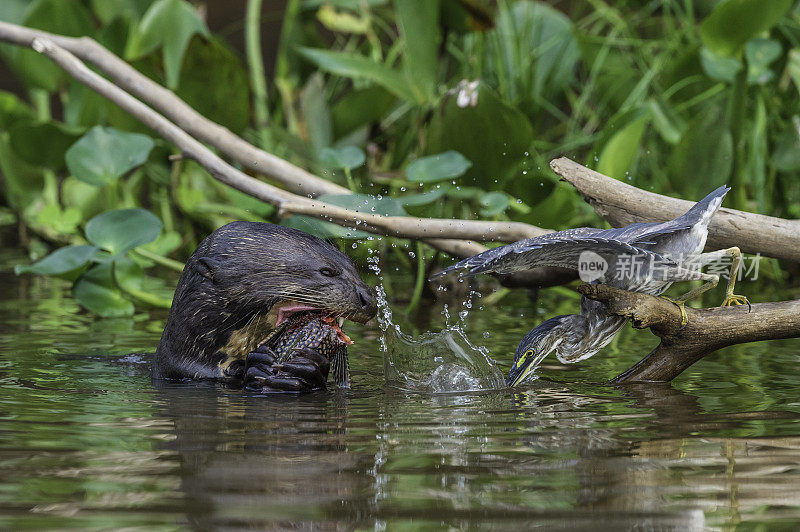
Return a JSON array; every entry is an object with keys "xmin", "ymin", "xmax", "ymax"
[{"xmin": 319, "ymin": 267, "xmax": 337, "ymax": 277}]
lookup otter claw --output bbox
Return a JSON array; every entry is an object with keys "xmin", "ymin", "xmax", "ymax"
[{"xmin": 244, "ymin": 347, "xmax": 329, "ymax": 392}]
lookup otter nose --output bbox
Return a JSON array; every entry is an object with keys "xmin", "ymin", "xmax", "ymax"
[{"xmin": 358, "ymin": 286, "xmax": 377, "ymax": 317}]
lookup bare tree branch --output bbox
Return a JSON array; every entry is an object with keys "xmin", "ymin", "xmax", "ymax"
[
  {"xmin": 19, "ymin": 34, "xmax": 549, "ymax": 244},
  {"xmin": 551, "ymin": 157, "xmax": 800, "ymax": 262},
  {"xmin": 577, "ymin": 284, "xmax": 800, "ymax": 382}
]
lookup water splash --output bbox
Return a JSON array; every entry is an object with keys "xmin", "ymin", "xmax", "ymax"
[{"xmin": 368, "ymin": 254, "xmax": 505, "ymax": 393}]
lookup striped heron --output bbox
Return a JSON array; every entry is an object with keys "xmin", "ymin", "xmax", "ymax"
[{"xmin": 432, "ymin": 186, "xmax": 749, "ymax": 386}]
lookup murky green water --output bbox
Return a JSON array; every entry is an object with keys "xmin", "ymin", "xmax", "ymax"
[{"xmin": 2, "ymin": 255, "xmax": 800, "ymax": 530}]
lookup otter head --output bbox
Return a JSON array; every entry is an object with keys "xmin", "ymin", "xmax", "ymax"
[{"xmin": 156, "ymin": 222, "xmax": 376, "ymax": 377}]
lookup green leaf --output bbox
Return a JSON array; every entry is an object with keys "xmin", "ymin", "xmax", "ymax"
[
  {"xmin": 300, "ymin": 73, "xmax": 332, "ymax": 154},
  {"xmin": 648, "ymin": 99, "xmax": 684, "ymax": 145},
  {"xmin": 85, "ymin": 208, "xmax": 163, "ymax": 255},
  {"xmin": 175, "ymin": 36, "xmax": 252, "ymax": 134},
  {"xmin": 332, "ymin": 85, "xmax": 397, "ymax": 138},
  {"xmin": 0, "ymin": 91, "xmax": 35, "ymax": 130},
  {"xmin": 15, "ymin": 245, "xmax": 97, "ymax": 276},
  {"xmin": 35, "ymin": 204, "xmax": 82, "ymax": 236},
  {"xmin": 597, "ymin": 113, "xmax": 649, "ymax": 179},
  {"xmin": 427, "ymin": 83, "xmax": 533, "ymax": 189},
  {"xmin": 319, "ymin": 193, "xmax": 407, "ymax": 216},
  {"xmin": 8, "ymin": 121, "xmax": 83, "ymax": 170},
  {"xmin": 701, "ymin": 0, "xmax": 793, "ymax": 56},
  {"xmin": 406, "ymin": 151, "xmax": 472, "ymax": 183},
  {"xmin": 700, "ymin": 47, "xmax": 743, "ymax": 82},
  {"xmin": 745, "ymin": 38, "xmax": 782, "ymax": 85},
  {"xmin": 394, "ymin": 0, "xmax": 440, "ymax": 104},
  {"xmin": 126, "ymin": 0, "xmax": 210, "ymax": 89},
  {"xmin": 0, "ymin": 0, "xmax": 94, "ymax": 92},
  {"xmin": 479, "ymin": 191, "xmax": 510, "ymax": 217},
  {"xmin": 72, "ymin": 262, "xmax": 135, "ymax": 317},
  {"xmin": 319, "ymin": 146, "xmax": 366, "ymax": 170},
  {"xmin": 788, "ymin": 49, "xmax": 800, "ymax": 96},
  {"xmin": 298, "ymin": 47, "xmax": 418, "ymax": 103},
  {"xmin": 65, "ymin": 126, "xmax": 154, "ymax": 186},
  {"xmin": 483, "ymin": 1, "xmax": 578, "ymax": 104},
  {"xmin": 400, "ymin": 187, "xmax": 448, "ymax": 207},
  {"xmin": 772, "ymin": 122, "xmax": 800, "ymax": 172},
  {"xmin": 668, "ymin": 110, "xmax": 733, "ymax": 198},
  {"xmin": 90, "ymin": 0, "xmax": 152, "ymax": 25},
  {"xmin": 0, "ymin": 133, "xmax": 44, "ymax": 209}
]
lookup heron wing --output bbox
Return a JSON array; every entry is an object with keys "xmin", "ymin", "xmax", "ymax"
[
  {"xmin": 431, "ymin": 229, "xmax": 674, "ymax": 278},
  {"xmin": 597, "ymin": 185, "xmax": 730, "ymax": 245}
]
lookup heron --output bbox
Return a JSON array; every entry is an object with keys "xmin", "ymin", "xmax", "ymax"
[{"xmin": 431, "ymin": 186, "xmax": 749, "ymax": 386}]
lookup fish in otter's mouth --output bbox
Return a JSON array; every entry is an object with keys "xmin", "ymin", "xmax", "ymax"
[{"xmin": 259, "ymin": 305, "xmax": 354, "ymax": 388}]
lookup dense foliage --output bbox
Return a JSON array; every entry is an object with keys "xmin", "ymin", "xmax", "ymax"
[{"xmin": 1, "ymin": 0, "xmax": 798, "ymax": 316}]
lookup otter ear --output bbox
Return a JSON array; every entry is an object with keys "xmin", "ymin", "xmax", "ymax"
[{"xmin": 195, "ymin": 257, "xmax": 220, "ymax": 280}]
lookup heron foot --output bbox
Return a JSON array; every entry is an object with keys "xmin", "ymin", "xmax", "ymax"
[
  {"xmin": 722, "ymin": 293, "xmax": 751, "ymax": 311},
  {"xmin": 660, "ymin": 296, "xmax": 688, "ymax": 328}
]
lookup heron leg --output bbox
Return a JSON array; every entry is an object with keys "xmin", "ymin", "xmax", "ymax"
[
  {"xmin": 658, "ymin": 271, "xmax": 720, "ymax": 327},
  {"xmin": 717, "ymin": 247, "xmax": 751, "ymax": 309}
]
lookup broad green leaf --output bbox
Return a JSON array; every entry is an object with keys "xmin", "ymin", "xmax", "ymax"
[
  {"xmin": 113, "ymin": 255, "xmax": 145, "ymax": 293},
  {"xmin": 319, "ymin": 193, "xmax": 407, "ymax": 216},
  {"xmin": 669, "ymin": 110, "xmax": 733, "ymax": 198},
  {"xmin": 332, "ymin": 85, "xmax": 396, "ymax": 138},
  {"xmin": 176, "ymin": 36, "xmax": 251, "ymax": 134},
  {"xmin": 8, "ymin": 121, "xmax": 83, "ymax": 170},
  {"xmin": 35, "ymin": 204, "xmax": 82, "ymax": 236},
  {"xmin": 479, "ymin": 191, "xmax": 510, "ymax": 217},
  {"xmin": 85, "ymin": 208, "xmax": 163, "ymax": 255},
  {"xmin": 597, "ymin": 113, "xmax": 649, "ymax": 179},
  {"xmin": 72, "ymin": 263, "xmax": 135, "ymax": 317},
  {"xmin": 701, "ymin": 0, "xmax": 793, "ymax": 56},
  {"xmin": 427, "ymin": 83, "xmax": 533, "ymax": 189},
  {"xmin": 90, "ymin": 0, "xmax": 152, "ymax": 24},
  {"xmin": 400, "ymin": 187, "xmax": 448, "ymax": 207},
  {"xmin": 700, "ymin": 47, "xmax": 743, "ymax": 82},
  {"xmin": 319, "ymin": 146, "xmax": 366, "ymax": 170},
  {"xmin": 300, "ymin": 74, "xmax": 332, "ymax": 154},
  {"xmin": 126, "ymin": 0, "xmax": 210, "ymax": 88},
  {"xmin": 15, "ymin": 245, "xmax": 97, "ymax": 276},
  {"xmin": 395, "ymin": 0, "xmax": 440, "ymax": 104},
  {"xmin": 483, "ymin": 1, "xmax": 578, "ymax": 104},
  {"xmin": 745, "ymin": 38, "xmax": 782, "ymax": 85},
  {"xmin": 298, "ymin": 47, "xmax": 418, "ymax": 103},
  {"xmin": 406, "ymin": 151, "xmax": 472, "ymax": 183},
  {"xmin": 788, "ymin": 49, "xmax": 800, "ymax": 96},
  {"xmin": 0, "ymin": 133, "xmax": 44, "ymax": 209},
  {"xmin": 65, "ymin": 126, "xmax": 154, "ymax": 186},
  {"xmin": 0, "ymin": 0, "xmax": 94, "ymax": 92}
]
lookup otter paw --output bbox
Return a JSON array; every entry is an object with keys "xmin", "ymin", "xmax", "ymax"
[{"xmin": 244, "ymin": 347, "xmax": 330, "ymax": 392}]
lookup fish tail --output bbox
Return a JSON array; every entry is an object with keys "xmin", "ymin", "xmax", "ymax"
[{"xmin": 331, "ymin": 346, "xmax": 350, "ymax": 389}]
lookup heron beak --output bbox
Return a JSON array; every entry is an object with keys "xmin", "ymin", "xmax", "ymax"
[{"xmin": 505, "ymin": 350, "xmax": 548, "ymax": 387}]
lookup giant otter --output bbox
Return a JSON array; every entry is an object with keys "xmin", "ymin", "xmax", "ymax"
[{"xmin": 154, "ymin": 222, "xmax": 377, "ymax": 391}]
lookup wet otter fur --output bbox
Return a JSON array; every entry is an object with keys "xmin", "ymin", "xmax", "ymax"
[{"xmin": 154, "ymin": 222, "xmax": 376, "ymax": 384}]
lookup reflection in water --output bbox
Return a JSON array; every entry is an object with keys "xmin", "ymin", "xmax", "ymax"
[{"xmin": 2, "ymin": 258, "xmax": 800, "ymax": 528}]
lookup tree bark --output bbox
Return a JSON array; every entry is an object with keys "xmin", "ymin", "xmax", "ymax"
[
  {"xmin": 551, "ymin": 157, "xmax": 800, "ymax": 263},
  {"xmin": 577, "ymin": 284, "xmax": 800, "ymax": 382}
]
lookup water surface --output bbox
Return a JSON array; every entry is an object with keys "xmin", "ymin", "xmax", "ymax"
[{"xmin": 1, "ymin": 259, "xmax": 799, "ymax": 529}]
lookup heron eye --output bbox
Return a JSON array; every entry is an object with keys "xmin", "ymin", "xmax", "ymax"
[
  {"xmin": 319, "ymin": 267, "xmax": 337, "ymax": 277},
  {"xmin": 525, "ymin": 349, "xmax": 534, "ymax": 357}
]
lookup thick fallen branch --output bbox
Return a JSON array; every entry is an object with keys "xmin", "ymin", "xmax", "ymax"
[
  {"xmin": 577, "ymin": 284, "xmax": 800, "ymax": 382},
  {"xmin": 551, "ymin": 157, "xmax": 800, "ymax": 262}
]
